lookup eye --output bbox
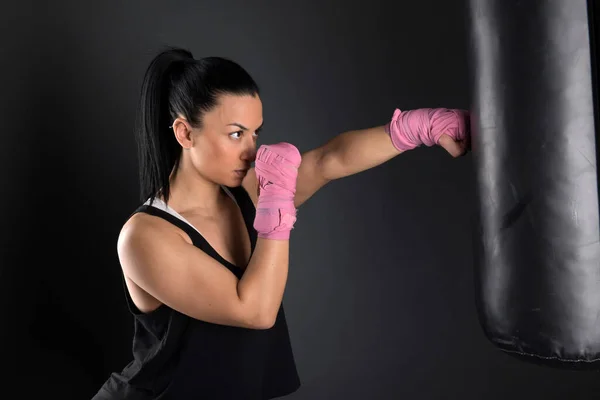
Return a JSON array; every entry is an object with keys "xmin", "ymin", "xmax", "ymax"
[
  {"xmin": 230, "ymin": 129, "xmax": 261, "ymax": 140},
  {"xmin": 229, "ymin": 131, "xmax": 243, "ymax": 140}
]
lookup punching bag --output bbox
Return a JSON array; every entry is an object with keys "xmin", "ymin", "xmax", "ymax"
[{"xmin": 468, "ymin": 0, "xmax": 600, "ymax": 369}]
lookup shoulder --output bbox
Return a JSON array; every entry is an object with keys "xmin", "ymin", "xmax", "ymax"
[
  {"xmin": 117, "ymin": 208, "xmax": 192, "ymax": 256},
  {"xmin": 115, "ymin": 209, "xmax": 196, "ymax": 314}
]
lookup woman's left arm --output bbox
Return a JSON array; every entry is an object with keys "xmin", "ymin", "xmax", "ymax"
[
  {"xmin": 244, "ymin": 107, "xmax": 470, "ymax": 208},
  {"xmin": 292, "ymin": 125, "xmax": 401, "ymax": 208}
]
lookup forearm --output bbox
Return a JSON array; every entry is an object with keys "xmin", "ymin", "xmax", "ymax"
[
  {"xmin": 238, "ymin": 238, "xmax": 289, "ymax": 329},
  {"xmin": 319, "ymin": 125, "xmax": 402, "ymax": 180}
]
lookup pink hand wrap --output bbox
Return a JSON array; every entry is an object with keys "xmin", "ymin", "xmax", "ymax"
[
  {"xmin": 385, "ymin": 108, "xmax": 469, "ymax": 151},
  {"xmin": 253, "ymin": 142, "xmax": 302, "ymax": 240}
]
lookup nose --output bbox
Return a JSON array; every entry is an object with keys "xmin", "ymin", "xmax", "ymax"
[{"xmin": 241, "ymin": 142, "xmax": 257, "ymax": 163}]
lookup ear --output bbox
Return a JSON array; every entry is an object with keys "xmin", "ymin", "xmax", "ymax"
[{"xmin": 171, "ymin": 117, "xmax": 194, "ymax": 149}]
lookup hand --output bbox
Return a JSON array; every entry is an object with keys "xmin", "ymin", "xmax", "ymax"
[
  {"xmin": 386, "ymin": 108, "xmax": 471, "ymax": 157},
  {"xmin": 438, "ymin": 109, "xmax": 470, "ymax": 158},
  {"xmin": 253, "ymin": 142, "xmax": 302, "ymax": 240},
  {"xmin": 438, "ymin": 133, "xmax": 470, "ymax": 158}
]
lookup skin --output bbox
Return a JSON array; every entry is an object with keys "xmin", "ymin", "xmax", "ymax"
[{"xmin": 117, "ymin": 93, "xmax": 468, "ymax": 329}]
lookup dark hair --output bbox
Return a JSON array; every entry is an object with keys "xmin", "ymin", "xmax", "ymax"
[{"xmin": 134, "ymin": 46, "xmax": 260, "ymax": 206}]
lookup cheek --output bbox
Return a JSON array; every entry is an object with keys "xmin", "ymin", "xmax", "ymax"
[
  {"xmin": 211, "ymin": 140, "xmax": 235, "ymax": 161},
  {"xmin": 193, "ymin": 138, "xmax": 234, "ymax": 169}
]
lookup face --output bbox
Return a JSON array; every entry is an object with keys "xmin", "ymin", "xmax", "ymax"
[{"xmin": 173, "ymin": 93, "xmax": 263, "ymax": 187}]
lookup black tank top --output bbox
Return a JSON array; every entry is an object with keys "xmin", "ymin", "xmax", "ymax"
[{"xmin": 92, "ymin": 185, "xmax": 301, "ymax": 400}]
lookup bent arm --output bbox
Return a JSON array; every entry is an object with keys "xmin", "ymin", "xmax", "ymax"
[{"xmin": 119, "ymin": 215, "xmax": 290, "ymax": 329}]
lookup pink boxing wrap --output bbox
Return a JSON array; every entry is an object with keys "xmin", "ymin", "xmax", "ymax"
[
  {"xmin": 253, "ymin": 142, "xmax": 302, "ymax": 240},
  {"xmin": 385, "ymin": 108, "xmax": 469, "ymax": 151}
]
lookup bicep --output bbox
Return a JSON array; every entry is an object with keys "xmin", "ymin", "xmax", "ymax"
[{"xmin": 118, "ymin": 218, "xmax": 260, "ymax": 329}]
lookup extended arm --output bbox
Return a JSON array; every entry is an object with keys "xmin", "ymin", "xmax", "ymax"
[{"xmin": 243, "ymin": 107, "xmax": 470, "ymax": 208}]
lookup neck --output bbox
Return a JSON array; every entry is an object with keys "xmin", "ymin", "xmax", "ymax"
[{"xmin": 161, "ymin": 159, "xmax": 225, "ymax": 216}]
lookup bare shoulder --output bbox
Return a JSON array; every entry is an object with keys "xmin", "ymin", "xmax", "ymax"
[
  {"xmin": 116, "ymin": 212, "xmax": 190, "ymax": 313},
  {"xmin": 117, "ymin": 211, "xmax": 192, "ymax": 272},
  {"xmin": 118, "ymin": 210, "xmax": 190, "ymax": 249}
]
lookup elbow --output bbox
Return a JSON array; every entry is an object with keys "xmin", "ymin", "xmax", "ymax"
[
  {"xmin": 253, "ymin": 313, "xmax": 276, "ymax": 330},
  {"xmin": 237, "ymin": 293, "xmax": 277, "ymax": 330},
  {"xmin": 247, "ymin": 309, "xmax": 276, "ymax": 330},
  {"xmin": 316, "ymin": 147, "xmax": 339, "ymax": 181}
]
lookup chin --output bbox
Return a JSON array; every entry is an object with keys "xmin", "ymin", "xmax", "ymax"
[
  {"xmin": 225, "ymin": 176, "xmax": 245, "ymax": 187},
  {"xmin": 228, "ymin": 170, "xmax": 248, "ymax": 187}
]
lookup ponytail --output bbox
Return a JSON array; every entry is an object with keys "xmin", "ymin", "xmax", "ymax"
[{"xmin": 135, "ymin": 47, "xmax": 192, "ymax": 206}]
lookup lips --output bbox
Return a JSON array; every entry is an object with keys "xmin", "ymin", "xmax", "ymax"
[{"xmin": 234, "ymin": 169, "xmax": 248, "ymax": 178}]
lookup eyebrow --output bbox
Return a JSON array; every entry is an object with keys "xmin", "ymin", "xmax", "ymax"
[{"xmin": 227, "ymin": 122, "xmax": 263, "ymax": 131}]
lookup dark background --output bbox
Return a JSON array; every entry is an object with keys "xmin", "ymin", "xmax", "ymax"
[{"xmin": 1, "ymin": 1, "xmax": 599, "ymax": 399}]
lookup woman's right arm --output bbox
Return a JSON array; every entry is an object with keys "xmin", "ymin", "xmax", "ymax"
[
  {"xmin": 119, "ymin": 142, "xmax": 301, "ymax": 330},
  {"xmin": 118, "ymin": 215, "xmax": 290, "ymax": 330}
]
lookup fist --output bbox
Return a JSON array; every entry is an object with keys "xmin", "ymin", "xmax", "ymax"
[
  {"xmin": 438, "ymin": 109, "xmax": 471, "ymax": 158},
  {"xmin": 254, "ymin": 142, "xmax": 302, "ymax": 198}
]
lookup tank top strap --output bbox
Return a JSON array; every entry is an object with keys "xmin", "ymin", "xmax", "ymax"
[
  {"xmin": 222, "ymin": 185, "xmax": 257, "ymax": 252},
  {"xmin": 133, "ymin": 204, "xmax": 246, "ymax": 277}
]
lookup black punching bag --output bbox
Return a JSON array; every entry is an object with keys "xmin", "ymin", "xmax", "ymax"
[{"xmin": 468, "ymin": 0, "xmax": 600, "ymax": 369}]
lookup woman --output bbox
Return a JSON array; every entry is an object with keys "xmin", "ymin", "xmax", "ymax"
[{"xmin": 93, "ymin": 46, "xmax": 469, "ymax": 400}]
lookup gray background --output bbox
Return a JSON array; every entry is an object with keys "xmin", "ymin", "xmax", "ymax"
[{"xmin": 1, "ymin": 0, "xmax": 599, "ymax": 399}]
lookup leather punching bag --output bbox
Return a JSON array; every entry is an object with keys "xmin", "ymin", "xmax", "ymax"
[{"xmin": 467, "ymin": 0, "xmax": 600, "ymax": 369}]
